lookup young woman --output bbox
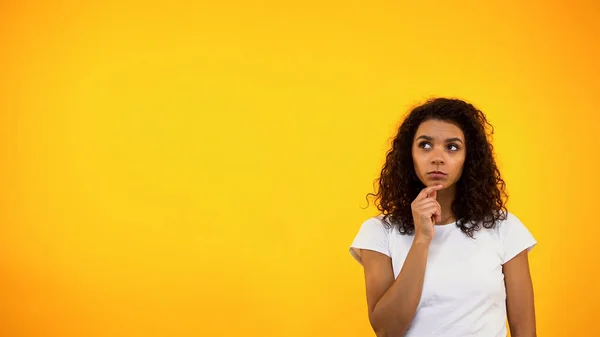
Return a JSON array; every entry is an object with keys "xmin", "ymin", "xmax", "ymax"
[{"xmin": 350, "ymin": 98, "xmax": 537, "ymax": 337}]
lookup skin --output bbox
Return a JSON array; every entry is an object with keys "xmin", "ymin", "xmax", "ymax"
[
  {"xmin": 411, "ymin": 119, "xmax": 466, "ymax": 227},
  {"xmin": 360, "ymin": 119, "xmax": 536, "ymax": 337}
]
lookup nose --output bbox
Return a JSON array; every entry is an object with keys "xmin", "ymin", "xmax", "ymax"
[{"xmin": 430, "ymin": 147, "xmax": 445, "ymax": 165}]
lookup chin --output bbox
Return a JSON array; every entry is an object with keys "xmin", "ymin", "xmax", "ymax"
[
  {"xmin": 425, "ymin": 177, "xmax": 449, "ymax": 184},
  {"xmin": 424, "ymin": 177, "xmax": 455, "ymax": 189},
  {"xmin": 421, "ymin": 181, "xmax": 445, "ymax": 188}
]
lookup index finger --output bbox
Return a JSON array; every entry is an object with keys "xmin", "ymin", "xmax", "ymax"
[{"xmin": 416, "ymin": 184, "xmax": 444, "ymax": 200}]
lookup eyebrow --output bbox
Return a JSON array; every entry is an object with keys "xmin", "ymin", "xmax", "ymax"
[{"xmin": 416, "ymin": 135, "xmax": 464, "ymax": 144}]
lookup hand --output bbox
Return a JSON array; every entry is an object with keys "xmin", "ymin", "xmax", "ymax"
[{"xmin": 411, "ymin": 184, "xmax": 443, "ymax": 242}]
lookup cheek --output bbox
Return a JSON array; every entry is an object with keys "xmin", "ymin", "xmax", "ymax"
[
  {"xmin": 411, "ymin": 151, "xmax": 424, "ymax": 170},
  {"xmin": 451, "ymin": 157, "xmax": 466, "ymax": 175}
]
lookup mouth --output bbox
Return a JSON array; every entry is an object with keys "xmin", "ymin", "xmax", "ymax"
[
  {"xmin": 427, "ymin": 171, "xmax": 447, "ymax": 175},
  {"xmin": 427, "ymin": 171, "xmax": 447, "ymax": 179}
]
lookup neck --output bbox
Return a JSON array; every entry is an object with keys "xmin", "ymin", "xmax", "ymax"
[{"xmin": 435, "ymin": 184, "xmax": 456, "ymax": 225}]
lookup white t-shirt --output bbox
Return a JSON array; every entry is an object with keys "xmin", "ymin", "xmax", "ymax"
[{"xmin": 349, "ymin": 212, "xmax": 537, "ymax": 337}]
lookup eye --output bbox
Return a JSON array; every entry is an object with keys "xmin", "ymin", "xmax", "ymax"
[
  {"xmin": 447, "ymin": 143, "xmax": 460, "ymax": 151},
  {"xmin": 418, "ymin": 141, "xmax": 432, "ymax": 149}
]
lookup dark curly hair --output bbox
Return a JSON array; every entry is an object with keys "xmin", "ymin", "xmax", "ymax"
[{"xmin": 367, "ymin": 97, "xmax": 508, "ymax": 238}]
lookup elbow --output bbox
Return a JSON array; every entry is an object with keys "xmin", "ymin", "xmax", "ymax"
[
  {"xmin": 370, "ymin": 319, "xmax": 408, "ymax": 337},
  {"xmin": 373, "ymin": 327, "xmax": 407, "ymax": 337},
  {"xmin": 369, "ymin": 307, "xmax": 412, "ymax": 337}
]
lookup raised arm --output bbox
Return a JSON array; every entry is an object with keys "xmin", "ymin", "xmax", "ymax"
[
  {"xmin": 360, "ymin": 185, "xmax": 443, "ymax": 337},
  {"xmin": 361, "ymin": 237, "xmax": 431, "ymax": 337}
]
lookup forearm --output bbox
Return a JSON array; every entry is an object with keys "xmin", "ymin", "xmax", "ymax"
[
  {"xmin": 510, "ymin": 329, "xmax": 536, "ymax": 337},
  {"xmin": 370, "ymin": 239, "xmax": 430, "ymax": 336},
  {"xmin": 509, "ymin": 318, "xmax": 536, "ymax": 337}
]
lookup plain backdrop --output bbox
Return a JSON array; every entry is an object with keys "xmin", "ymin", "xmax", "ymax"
[{"xmin": 1, "ymin": 1, "xmax": 599, "ymax": 336}]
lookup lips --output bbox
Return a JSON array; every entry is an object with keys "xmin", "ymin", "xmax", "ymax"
[
  {"xmin": 428, "ymin": 171, "xmax": 447, "ymax": 175},
  {"xmin": 427, "ymin": 171, "xmax": 447, "ymax": 179}
]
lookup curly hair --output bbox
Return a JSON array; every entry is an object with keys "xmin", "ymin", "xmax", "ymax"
[{"xmin": 367, "ymin": 97, "xmax": 508, "ymax": 238}]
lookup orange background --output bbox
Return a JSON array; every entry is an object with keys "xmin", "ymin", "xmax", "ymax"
[{"xmin": 1, "ymin": 1, "xmax": 598, "ymax": 336}]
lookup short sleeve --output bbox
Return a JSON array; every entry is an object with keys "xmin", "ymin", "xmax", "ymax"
[
  {"xmin": 349, "ymin": 217, "xmax": 391, "ymax": 265},
  {"xmin": 498, "ymin": 212, "xmax": 537, "ymax": 264}
]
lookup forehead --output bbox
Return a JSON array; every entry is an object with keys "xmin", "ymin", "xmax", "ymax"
[{"xmin": 414, "ymin": 119, "xmax": 464, "ymax": 140}]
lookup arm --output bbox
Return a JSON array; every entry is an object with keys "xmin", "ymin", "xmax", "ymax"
[
  {"xmin": 358, "ymin": 185, "xmax": 442, "ymax": 337},
  {"xmin": 361, "ymin": 238, "xmax": 431, "ymax": 337},
  {"xmin": 503, "ymin": 249, "xmax": 537, "ymax": 337}
]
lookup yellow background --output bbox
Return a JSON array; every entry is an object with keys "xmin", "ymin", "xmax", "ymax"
[{"xmin": 1, "ymin": 1, "xmax": 598, "ymax": 336}]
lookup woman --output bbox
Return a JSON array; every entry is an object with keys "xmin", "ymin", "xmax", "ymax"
[{"xmin": 350, "ymin": 97, "xmax": 537, "ymax": 337}]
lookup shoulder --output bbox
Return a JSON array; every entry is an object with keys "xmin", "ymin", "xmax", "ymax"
[
  {"xmin": 492, "ymin": 211, "xmax": 530, "ymax": 235},
  {"xmin": 362, "ymin": 215, "xmax": 394, "ymax": 231},
  {"xmin": 355, "ymin": 214, "xmax": 399, "ymax": 236},
  {"xmin": 492, "ymin": 211, "xmax": 537, "ymax": 263},
  {"xmin": 349, "ymin": 215, "xmax": 395, "ymax": 264}
]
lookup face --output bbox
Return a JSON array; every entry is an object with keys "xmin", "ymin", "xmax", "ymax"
[{"xmin": 412, "ymin": 119, "xmax": 466, "ymax": 189}]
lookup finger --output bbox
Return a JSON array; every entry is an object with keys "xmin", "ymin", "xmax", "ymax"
[
  {"xmin": 416, "ymin": 184, "xmax": 444, "ymax": 200},
  {"xmin": 417, "ymin": 201, "xmax": 442, "ymax": 222},
  {"xmin": 430, "ymin": 189, "xmax": 437, "ymax": 200},
  {"xmin": 429, "ymin": 207, "xmax": 441, "ymax": 224},
  {"xmin": 414, "ymin": 199, "xmax": 441, "ymax": 209},
  {"xmin": 419, "ymin": 204, "xmax": 441, "ymax": 218},
  {"xmin": 427, "ymin": 184, "xmax": 444, "ymax": 199}
]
